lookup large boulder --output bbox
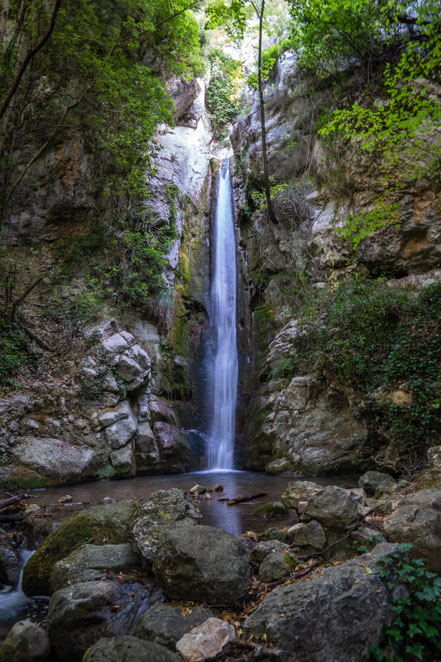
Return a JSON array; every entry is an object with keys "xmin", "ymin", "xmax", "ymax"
[
  {"xmin": 383, "ymin": 489, "xmax": 441, "ymax": 571},
  {"xmin": 134, "ymin": 604, "xmax": 213, "ymax": 650},
  {"xmin": 153, "ymin": 523, "xmax": 251, "ymax": 605},
  {"xmin": 359, "ymin": 471, "xmax": 397, "ymax": 497},
  {"xmin": 304, "ymin": 486, "xmax": 359, "ymax": 529},
  {"xmin": 133, "ymin": 489, "xmax": 201, "ymax": 565},
  {"xmin": 50, "ymin": 544, "xmax": 139, "ymax": 592},
  {"xmin": 281, "ymin": 481, "xmax": 321, "ymax": 511},
  {"xmin": 245, "ymin": 544, "xmax": 400, "ymax": 662},
  {"xmin": 24, "ymin": 500, "xmax": 140, "ymax": 595},
  {"xmin": 5, "ymin": 620, "xmax": 50, "ymax": 662},
  {"xmin": 288, "ymin": 521, "xmax": 326, "ymax": 550},
  {"xmin": 83, "ymin": 636, "xmax": 181, "ymax": 662},
  {"xmin": 258, "ymin": 552, "xmax": 293, "ymax": 583},
  {"xmin": 47, "ymin": 580, "xmax": 154, "ymax": 662},
  {"xmin": 10, "ymin": 437, "xmax": 96, "ymax": 487},
  {"xmin": 0, "ymin": 527, "xmax": 20, "ymax": 586}
]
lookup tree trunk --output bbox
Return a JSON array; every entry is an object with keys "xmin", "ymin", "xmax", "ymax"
[{"xmin": 257, "ymin": 0, "xmax": 278, "ymax": 224}]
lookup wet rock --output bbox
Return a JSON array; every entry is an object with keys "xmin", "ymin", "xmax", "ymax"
[
  {"xmin": 304, "ymin": 486, "xmax": 359, "ymax": 529},
  {"xmin": 23, "ymin": 500, "xmax": 140, "ymax": 595},
  {"xmin": 208, "ymin": 484, "xmax": 223, "ymax": 492},
  {"xmin": 281, "ymin": 481, "xmax": 321, "ymax": 511},
  {"xmin": 133, "ymin": 489, "xmax": 201, "ymax": 565},
  {"xmin": 83, "ymin": 636, "xmax": 181, "ymax": 662},
  {"xmin": 384, "ymin": 489, "xmax": 441, "ymax": 571},
  {"xmin": 359, "ymin": 471, "xmax": 397, "ymax": 497},
  {"xmin": 47, "ymin": 580, "xmax": 152, "ymax": 662},
  {"xmin": 266, "ymin": 458, "xmax": 290, "ymax": 474},
  {"xmin": 288, "ymin": 521, "xmax": 326, "ymax": 549},
  {"xmin": 176, "ymin": 618, "xmax": 235, "ymax": 662},
  {"xmin": 252, "ymin": 540, "xmax": 288, "ymax": 562},
  {"xmin": 0, "ymin": 528, "xmax": 20, "ymax": 586},
  {"xmin": 245, "ymin": 544, "xmax": 400, "ymax": 662},
  {"xmin": 135, "ymin": 604, "xmax": 213, "ymax": 649},
  {"xmin": 5, "ymin": 619, "xmax": 50, "ymax": 661},
  {"xmin": 190, "ymin": 484, "xmax": 207, "ymax": 495},
  {"xmin": 50, "ymin": 543, "xmax": 139, "ymax": 592},
  {"xmin": 149, "ymin": 397, "xmax": 178, "ymax": 426},
  {"xmin": 10, "ymin": 437, "xmax": 96, "ymax": 487},
  {"xmin": 58, "ymin": 495, "xmax": 73, "ymax": 504},
  {"xmin": 258, "ymin": 551, "xmax": 293, "ymax": 583},
  {"xmin": 255, "ymin": 501, "xmax": 290, "ymax": 519},
  {"xmin": 153, "ymin": 423, "xmax": 194, "ymax": 472},
  {"xmin": 153, "ymin": 523, "xmax": 251, "ymax": 605}
]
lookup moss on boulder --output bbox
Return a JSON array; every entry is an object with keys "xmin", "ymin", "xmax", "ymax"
[{"xmin": 23, "ymin": 500, "xmax": 140, "ymax": 596}]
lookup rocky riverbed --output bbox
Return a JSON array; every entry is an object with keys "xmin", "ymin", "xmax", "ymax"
[{"xmin": 1, "ymin": 472, "xmax": 441, "ymax": 662}]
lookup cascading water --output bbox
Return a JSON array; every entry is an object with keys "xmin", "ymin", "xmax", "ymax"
[{"xmin": 207, "ymin": 159, "xmax": 238, "ymax": 471}]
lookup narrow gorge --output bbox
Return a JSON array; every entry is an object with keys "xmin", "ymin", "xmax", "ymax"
[{"xmin": 0, "ymin": 1, "xmax": 440, "ymax": 661}]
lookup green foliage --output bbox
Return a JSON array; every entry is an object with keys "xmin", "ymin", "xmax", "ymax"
[
  {"xmin": 293, "ymin": 277, "xmax": 441, "ymax": 464},
  {"xmin": 247, "ymin": 42, "xmax": 289, "ymax": 89},
  {"xmin": 371, "ymin": 543, "xmax": 441, "ymax": 662},
  {"xmin": 288, "ymin": 0, "xmax": 390, "ymax": 77},
  {"xmin": 206, "ymin": 48, "xmax": 243, "ymax": 137},
  {"xmin": 336, "ymin": 199, "xmax": 401, "ymax": 249},
  {"xmin": 0, "ymin": 320, "xmax": 40, "ymax": 389}
]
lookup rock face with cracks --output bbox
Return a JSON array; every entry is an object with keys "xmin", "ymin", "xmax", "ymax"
[
  {"xmin": 245, "ymin": 543, "xmax": 400, "ymax": 662},
  {"xmin": 83, "ymin": 636, "xmax": 182, "ymax": 662},
  {"xmin": 135, "ymin": 604, "xmax": 214, "ymax": 650},
  {"xmin": 152, "ymin": 523, "xmax": 251, "ymax": 605}
]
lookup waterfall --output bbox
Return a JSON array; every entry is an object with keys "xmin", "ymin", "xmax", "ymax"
[{"xmin": 207, "ymin": 159, "xmax": 238, "ymax": 471}]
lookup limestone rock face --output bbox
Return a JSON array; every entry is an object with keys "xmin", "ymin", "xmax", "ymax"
[
  {"xmin": 384, "ymin": 489, "xmax": 441, "ymax": 571},
  {"xmin": 245, "ymin": 544, "xmax": 399, "ymax": 662},
  {"xmin": 152, "ymin": 523, "xmax": 251, "ymax": 605},
  {"xmin": 83, "ymin": 636, "xmax": 182, "ymax": 662},
  {"xmin": 135, "ymin": 604, "xmax": 213, "ymax": 650},
  {"xmin": 133, "ymin": 489, "xmax": 201, "ymax": 565},
  {"xmin": 153, "ymin": 423, "xmax": 195, "ymax": 473}
]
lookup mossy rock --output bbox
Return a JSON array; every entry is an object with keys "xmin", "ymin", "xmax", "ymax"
[
  {"xmin": 0, "ymin": 643, "xmax": 16, "ymax": 662},
  {"xmin": 255, "ymin": 501, "xmax": 290, "ymax": 519},
  {"xmin": 23, "ymin": 500, "xmax": 140, "ymax": 596}
]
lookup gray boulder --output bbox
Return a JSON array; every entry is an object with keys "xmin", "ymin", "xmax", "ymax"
[
  {"xmin": 0, "ymin": 527, "xmax": 20, "ymax": 586},
  {"xmin": 133, "ymin": 489, "xmax": 201, "ymax": 565},
  {"xmin": 383, "ymin": 489, "xmax": 441, "ymax": 571},
  {"xmin": 5, "ymin": 620, "xmax": 50, "ymax": 661},
  {"xmin": 288, "ymin": 521, "xmax": 326, "ymax": 550},
  {"xmin": 50, "ymin": 543, "xmax": 139, "ymax": 592},
  {"xmin": 135, "ymin": 603, "xmax": 213, "ymax": 649},
  {"xmin": 153, "ymin": 523, "xmax": 251, "ymax": 605},
  {"xmin": 359, "ymin": 471, "xmax": 397, "ymax": 497},
  {"xmin": 281, "ymin": 481, "xmax": 321, "ymax": 511},
  {"xmin": 304, "ymin": 486, "xmax": 359, "ymax": 529},
  {"xmin": 252, "ymin": 540, "xmax": 288, "ymax": 562},
  {"xmin": 258, "ymin": 551, "xmax": 293, "ymax": 583},
  {"xmin": 245, "ymin": 544, "xmax": 399, "ymax": 662},
  {"xmin": 83, "ymin": 636, "xmax": 181, "ymax": 662},
  {"xmin": 47, "ymin": 580, "xmax": 155, "ymax": 662}
]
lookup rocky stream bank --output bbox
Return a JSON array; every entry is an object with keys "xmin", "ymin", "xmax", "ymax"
[{"xmin": 1, "ymin": 474, "xmax": 441, "ymax": 662}]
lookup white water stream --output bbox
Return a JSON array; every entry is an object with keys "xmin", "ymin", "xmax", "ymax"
[{"xmin": 207, "ymin": 160, "xmax": 238, "ymax": 471}]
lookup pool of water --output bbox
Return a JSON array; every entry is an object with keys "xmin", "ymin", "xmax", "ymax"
[
  {"xmin": 28, "ymin": 470, "xmax": 358, "ymax": 535},
  {"xmin": 1, "ymin": 470, "xmax": 358, "ymax": 637}
]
